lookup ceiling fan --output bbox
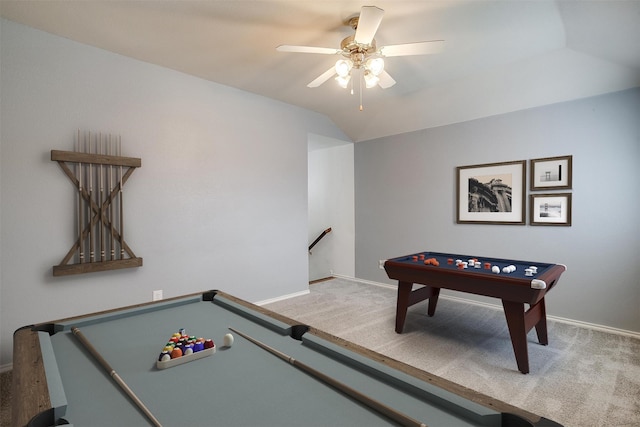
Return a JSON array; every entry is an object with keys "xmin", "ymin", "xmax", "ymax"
[{"xmin": 277, "ymin": 6, "xmax": 444, "ymax": 92}]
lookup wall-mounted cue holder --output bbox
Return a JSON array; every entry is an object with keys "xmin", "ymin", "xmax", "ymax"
[{"xmin": 51, "ymin": 130, "xmax": 143, "ymax": 276}]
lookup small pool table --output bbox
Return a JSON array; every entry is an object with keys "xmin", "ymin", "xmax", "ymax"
[
  {"xmin": 384, "ymin": 251, "xmax": 567, "ymax": 374},
  {"xmin": 13, "ymin": 290, "xmax": 562, "ymax": 426}
]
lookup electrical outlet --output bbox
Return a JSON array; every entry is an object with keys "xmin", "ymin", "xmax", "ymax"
[
  {"xmin": 379, "ymin": 260, "xmax": 386, "ymax": 269},
  {"xmin": 152, "ymin": 290, "xmax": 163, "ymax": 301}
]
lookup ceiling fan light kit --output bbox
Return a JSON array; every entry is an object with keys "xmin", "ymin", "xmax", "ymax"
[
  {"xmin": 335, "ymin": 59, "xmax": 353, "ymax": 77},
  {"xmin": 277, "ymin": 5, "xmax": 444, "ymax": 109},
  {"xmin": 335, "ymin": 75, "xmax": 351, "ymax": 89},
  {"xmin": 367, "ymin": 57, "xmax": 385, "ymax": 76}
]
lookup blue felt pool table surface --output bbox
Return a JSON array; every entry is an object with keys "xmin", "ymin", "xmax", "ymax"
[
  {"xmin": 14, "ymin": 291, "xmax": 562, "ymax": 427},
  {"xmin": 388, "ymin": 252, "xmax": 556, "ymax": 282}
]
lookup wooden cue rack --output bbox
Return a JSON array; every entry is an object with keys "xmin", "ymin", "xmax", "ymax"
[{"xmin": 51, "ymin": 131, "xmax": 142, "ymax": 276}]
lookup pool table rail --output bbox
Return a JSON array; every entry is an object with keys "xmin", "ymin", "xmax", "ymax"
[
  {"xmin": 384, "ymin": 257, "xmax": 565, "ymax": 305},
  {"xmin": 12, "ymin": 327, "xmax": 56, "ymax": 427}
]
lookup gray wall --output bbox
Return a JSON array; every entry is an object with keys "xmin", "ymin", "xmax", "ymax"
[
  {"xmin": 0, "ymin": 19, "xmax": 347, "ymax": 366},
  {"xmin": 355, "ymin": 88, "xmax": 640, "ymax": 333}
]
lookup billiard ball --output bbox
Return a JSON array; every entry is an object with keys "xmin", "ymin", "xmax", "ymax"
[
  {"xmin": 223, "ymin": 333, "xmax": 234, "ymax": 348},
  {"xmin": 492, "ymin": 266, "xmax": 500, "ymax": 274}
]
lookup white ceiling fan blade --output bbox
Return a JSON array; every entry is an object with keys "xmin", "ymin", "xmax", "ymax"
[
  {"xmin": 380, "ymin": 40, "xmax": 445, "ymax": 57},
  {"xmin": 307, "ymin": 67, "xmax": 337, "ymax": 88},
  {"xmin": 377, "ymin": 71, "xmax": 396, "ymax": 89},
  {"xmin": 354, "ymin": 6, "xmax": 384, "ymax": 45},
  {"xmin": 277, "ymin": 45, "xmax": 341, "ymax": 55}
]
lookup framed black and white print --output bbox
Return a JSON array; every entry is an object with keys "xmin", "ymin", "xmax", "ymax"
[
  {"xmin": 456, "ymin": 160, "xmax": 526, "ymax": 225},
  {"xmin": 530, "ymin": 193, "xmax": 572, "ymax": 226},
  {"xmin": 530, "ymin": 155, "xmax": 572, "ymax": 190}
]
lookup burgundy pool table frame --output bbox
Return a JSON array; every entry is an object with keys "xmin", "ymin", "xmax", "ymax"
[{"xmin": 384, "ymin": 252, "xmax": 567, "ymax": 374}]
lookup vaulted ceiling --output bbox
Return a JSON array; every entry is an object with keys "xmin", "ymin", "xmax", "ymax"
[{"xmin": 2, "ymin": 1, "xmax": 639, "ymax": 142}]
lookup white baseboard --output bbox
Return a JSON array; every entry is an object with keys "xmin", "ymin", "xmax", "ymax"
[
  {"xmin": 0, "ymin": 363, "xmax": 12, "ymax": 373},
  {"xmin": 255, "ymin": 289, "xmax": 310, "ymax": 306},
  {"xmin": 332, "ymin": 274, "xmax": 640, "ymax": 340}
]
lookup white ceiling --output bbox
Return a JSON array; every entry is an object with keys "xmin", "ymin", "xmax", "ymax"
[{"xmin": 2, "ymin": 1, "xmax": 639, "ymax": 142}]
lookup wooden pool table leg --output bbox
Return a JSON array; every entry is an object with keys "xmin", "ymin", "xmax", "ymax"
[
  {"xmin": 533, "ymin": 299, "xmax": 549, "ymax": 345},
  {"xmin": 502, "ymin": 299, "xmax": 550, "ymax": 374},
  {"xmin": 501, "ymin": 300, "xmax": 530, "ymax": 374},
  {"xmin": 395, "ymin": 282, "xmax": 413, "ymax": 333},
  {"xmin": 395, "ymin": 282, "xmax": 440, "ymax": 334}
]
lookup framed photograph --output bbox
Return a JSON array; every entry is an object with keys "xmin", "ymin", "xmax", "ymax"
[
  {"xmin": 530, "ymin": 193, "xmax": 572, "ymax": 226},
  {"xmin": 456, "ymin": 160, "xmax": 526, "ymax": 225},
  {"xmin": 530, "ymin": 155, "xmax": 572, "ymax": 190}
]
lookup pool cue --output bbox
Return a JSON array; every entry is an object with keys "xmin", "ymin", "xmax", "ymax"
[
  {"xmin": 71, "ymin": 327, "xmax": 163, "ymax": 427},
  {"xmin": 77, "ymin": 130, "xmax": 85, "ymax": 264},
  {"xmin": 109, "ymin": 136, "xmax": 115, "ymax": 260},
  {"xmin": 88, "ymin": 132, "xmax": 94, "ymax": 262},
  {"xmin": 99, "ymin": 134, "xmax": 105, "ymax": 261},
  {"xmin": 118, "ymin": 136, "xmax": 124, "ymax": 259},
  {"xmin": 228, "ymin": 328, "xmax": 427, "ymax": 427}
]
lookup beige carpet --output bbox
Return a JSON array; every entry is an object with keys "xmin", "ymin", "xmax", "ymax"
[{"xmin": 264, "ymin": 277, "xmax": 640, "ymax": 427}]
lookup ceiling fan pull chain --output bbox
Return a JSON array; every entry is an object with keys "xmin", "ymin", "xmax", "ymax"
[{"xmin": 359, "ymin": 71, "xmax": 364, "ymax": 111}]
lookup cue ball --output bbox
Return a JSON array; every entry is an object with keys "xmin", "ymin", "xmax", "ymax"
[
  {"xmin": 492, "ymin": 266, "xmax": 500, "ymax": 274},
  {"xmin": 223, "ymin": 333, "xmax": 234, "ymax": 347}
]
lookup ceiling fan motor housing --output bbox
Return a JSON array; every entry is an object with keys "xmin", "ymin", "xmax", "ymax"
[{"xmin": 340, "ymin": 35, "xmax": 377, "ymax": 68}]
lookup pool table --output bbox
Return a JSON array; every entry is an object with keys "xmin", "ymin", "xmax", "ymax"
[
  {"xmin": 13, "ymin": 290, "xmax": 563, "ymax": 426},
  {"xmin": 384, "ymin": 251, "xmax": 567, "ymax": 374}
]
